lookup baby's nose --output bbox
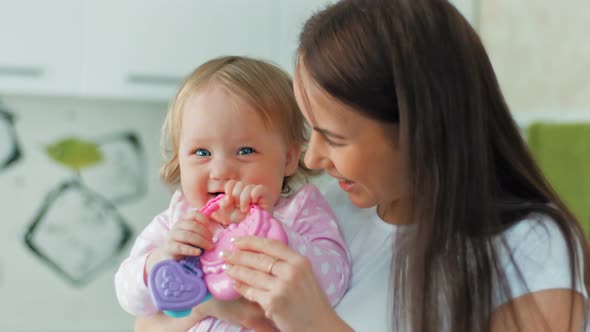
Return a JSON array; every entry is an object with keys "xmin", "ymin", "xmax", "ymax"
[{"xmin": 209, "ymin": 157, "xmax": 237, "ymax": 181}]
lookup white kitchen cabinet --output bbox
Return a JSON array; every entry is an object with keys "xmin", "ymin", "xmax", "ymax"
[
  {"xmin": 0, "ymin": 0, "xmax": 84, "ymax": 96},
  {"xmin": 0, "ymin": 1, "xmax": 334, "ymax": 102},
  {"xmin": 80, "ymin": 0, "xmax": 278, "ymax": 101},
  {"xmin": 276, "ymin": 0, "xmax": 335, "ymax": 74}
]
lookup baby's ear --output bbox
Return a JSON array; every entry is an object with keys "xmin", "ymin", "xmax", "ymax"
[{"xmin": 284, "ymin": 143, "xmax": 302, "ymax": 176}]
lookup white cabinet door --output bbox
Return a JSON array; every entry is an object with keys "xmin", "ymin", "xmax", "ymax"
[
  {"xmin": 276, "ymin": 0, "xmax": 336, "ymax": 74},
  {"xmin": 81, "ymin": 0, "xmax": 277, "ymax": 102},
  {"xmin": 0, "ymin": 0, "xmax": 84, "ymax": 96}
]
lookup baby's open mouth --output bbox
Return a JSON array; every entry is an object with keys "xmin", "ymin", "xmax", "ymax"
[{"xmin": 208, "ymin": 192, "xmax": 224, "ymax": 199}]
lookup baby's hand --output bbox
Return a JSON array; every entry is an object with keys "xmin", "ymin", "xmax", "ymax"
[
  {"xmin": 211, "ymin": 180, "xmax": 274, "ymax": 225},
  {"xmin": 145, "ymin": 210, "xmax": 214, "ymax": 275}
]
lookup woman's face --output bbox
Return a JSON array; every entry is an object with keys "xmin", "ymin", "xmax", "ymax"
[{"xmin": 294, "ymin": 65, "xmax": 408, "ymax": 223}]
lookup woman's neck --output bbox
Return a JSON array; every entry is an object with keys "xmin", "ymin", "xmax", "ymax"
[{"xmin": 377, "ymin": 200, "xmax": 411, "ymax": 225}]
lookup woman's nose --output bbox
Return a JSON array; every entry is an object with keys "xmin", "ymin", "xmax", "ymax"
[{"xmin": 304, "ymin": 134, "xmax": 326, "ymax": 170}]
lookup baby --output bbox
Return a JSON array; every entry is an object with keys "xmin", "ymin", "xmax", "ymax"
[{"xmin": 114, "ymin": 56, "xmax": 351, "ymax": 331}]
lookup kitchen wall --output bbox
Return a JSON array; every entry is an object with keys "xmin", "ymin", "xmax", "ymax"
[
  {"xmin": 479, "ymin": 0, "xmax": 590, "ymax": 239},
  {"xmin": 480, "ymin": 0, "xmax": 590, "ymax": 117},
  {"xmin": 0, "ymin": 96, "xmax": 170, "ymax": 331}
]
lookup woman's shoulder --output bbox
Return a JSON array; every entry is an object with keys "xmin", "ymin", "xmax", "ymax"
[
  {"xmin": 499, "ymin": 212, "xmax": 574, "ymax": 259},
  {"xmin": 494, "ymin": 212, "xmax": 587, "ymax": 307},
  {"xmin": 502, "ymin": 213, "xmax": 560, "ymax": 243}
]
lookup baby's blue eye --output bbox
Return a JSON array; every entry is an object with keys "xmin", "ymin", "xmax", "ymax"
[
  {"xmin": 237, "ymin": 147, "xmax": 255, "ymax": 155},
  {"xmin": 195, "ymin": 149, "xmax": 211, "ymax": 157}
]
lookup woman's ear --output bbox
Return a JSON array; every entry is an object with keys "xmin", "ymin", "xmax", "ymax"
[{"xmin": 284, "ymin": 143, "xmax": 302, "ymax": 176}]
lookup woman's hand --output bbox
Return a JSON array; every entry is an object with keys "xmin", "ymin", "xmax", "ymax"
[
  {"xmin": 222, "ymin": 236, "xmax": 350, "ymax": 332},
  {"xmin": 145, "ymin": 210, "xmax": 214, "ymax": 276},
  {"xmin": 134, "ymin": 297, "xmax": 278, "ymax": 332},
  {"xmin": 204, "ymin": 297, "xmax": 279, "ymax": 331}
]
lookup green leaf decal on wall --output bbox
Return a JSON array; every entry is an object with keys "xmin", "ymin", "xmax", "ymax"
[{"xmin": 45, "ymin": 138, "xmax": 103, "ymax": 171}]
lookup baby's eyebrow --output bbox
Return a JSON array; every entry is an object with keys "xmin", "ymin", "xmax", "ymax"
[{"xmin": 313, "ymin": 127, "xmax": 346, "ymax": 140}]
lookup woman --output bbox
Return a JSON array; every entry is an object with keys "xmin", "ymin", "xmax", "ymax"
[{"xmin": 136, "ymin": 0, "xmax": 588, "ymax": 331}]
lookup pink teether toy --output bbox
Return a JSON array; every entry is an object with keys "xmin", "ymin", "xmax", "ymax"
[{"xmin": 201, "ymin": 195, "xmax": 288, "ymax": 300}]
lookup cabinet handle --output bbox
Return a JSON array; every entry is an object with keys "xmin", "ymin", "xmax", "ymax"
[
  {"xmin": 0, "ymin": 66, "xmax": 43, "ymax": 78},
  {"xmin": 126, "ymin": 74, "xmax": 182, "ymax": 86}
]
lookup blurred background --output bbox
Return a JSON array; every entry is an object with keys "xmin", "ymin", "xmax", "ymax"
[{"xmin": 0, "ymin": 0, "xmax": 588, "ymax": 331}]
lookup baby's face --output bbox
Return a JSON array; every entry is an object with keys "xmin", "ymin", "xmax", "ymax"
[{"xmin": 178, "ymin": 84, "xmax": 297, "ymax": 209}]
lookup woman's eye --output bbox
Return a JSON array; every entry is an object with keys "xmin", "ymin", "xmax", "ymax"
[
  {"xmin": 195, "ymin": 149, "xmax": 211, "ymax": 157},
  {"xmin": 324, "ymin": 138, "xmax": 344, "ymax": 148},
  {"xmin": 237, "ymin": 147, "xmax": 255, "ymax": 155}
]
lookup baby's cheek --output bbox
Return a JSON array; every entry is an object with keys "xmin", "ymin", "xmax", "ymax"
[{"xmin": 183, "ymin": 191, "xmax": 207, "ymax": 211}]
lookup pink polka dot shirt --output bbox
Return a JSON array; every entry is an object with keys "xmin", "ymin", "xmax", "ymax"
[{"xmin": 114, "ymin": 184, "xmax": 351, "ymax": 331}]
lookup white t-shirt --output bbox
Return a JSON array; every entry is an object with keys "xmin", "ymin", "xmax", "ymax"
[{"xmin": 322, "ymin": 182, "xmax": 588, "ymax": 331}]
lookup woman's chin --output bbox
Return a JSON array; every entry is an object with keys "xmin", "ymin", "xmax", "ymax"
[{"xmin": 346, "ymin": 192, "xmax": 377, "ymax": 209}]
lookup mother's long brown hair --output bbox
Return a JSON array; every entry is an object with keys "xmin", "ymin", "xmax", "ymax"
[{"xmin": 298, "ymin": 0, "xmax": 589, "ymax": 331}]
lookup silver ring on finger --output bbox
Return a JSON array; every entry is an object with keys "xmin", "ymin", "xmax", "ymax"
[{"xmin": 267, "ymin": 257, "xmax": 279, "ymax": 275}]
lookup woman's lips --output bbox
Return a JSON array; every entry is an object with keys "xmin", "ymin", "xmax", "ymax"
[{"xmin": 337, "ymin": 179, "xmax": 355, "ymax": 192}]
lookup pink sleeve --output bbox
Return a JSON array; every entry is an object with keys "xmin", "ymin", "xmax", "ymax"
[
  {"xmin": 114, "ymin": 190, "xmax": 188, "ymax": 316},
  {"xmin": 276, "ymin": 184, "xmax": 351, "ymax": 306}
]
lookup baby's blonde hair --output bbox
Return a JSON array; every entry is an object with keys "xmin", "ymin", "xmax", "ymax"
[{"xmin": 161, "ymin": 56, "xmax": 314, "ymax": 194}]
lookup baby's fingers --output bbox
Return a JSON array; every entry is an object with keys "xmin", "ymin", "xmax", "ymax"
[
  {"xmin": 183, "ymin": 210, "xmax": 213, "ymax": 227},
  {"xmin": 230, "ymin": 181, "xmax": 246, "ymax": 206},
  {"xmin": 164, "ymin": 242, "xmax": 202, "ymax": 257},
  {"xmin": 179, "ymin": 218, "xmax": 213, "ymax": 238},
  {"xmin": 223, "ymin": 180, "xmax": 239, "ymax": 207},
  {"xmin": 171, "ymin": 222, "xmax": 214, "ymax": 250},
  {"xmin": 250, "ymin": 185, "xmax": 273, "ymax": 212},
  {"xmin": 239, "ymin": 185, "xmax": 255, "ymax": 213}
]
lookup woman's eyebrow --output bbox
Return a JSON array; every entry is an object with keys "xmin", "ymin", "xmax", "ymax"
[{"xmin": 313, "ymin": 127, "xmax": 346, "ymax": 140}]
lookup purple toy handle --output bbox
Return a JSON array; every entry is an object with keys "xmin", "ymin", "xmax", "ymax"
[
  {"xmin": 148, "ymin": 195, "xmax": 223, "ymax": 316},
  {"xmin": 148, "ymin": 257, "xmax": 209, "ymax": 316}
]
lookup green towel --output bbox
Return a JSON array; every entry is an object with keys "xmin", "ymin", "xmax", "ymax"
[{"xmin": 526, "ymin": 122, "xmax": 590, "ymax": 236}]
